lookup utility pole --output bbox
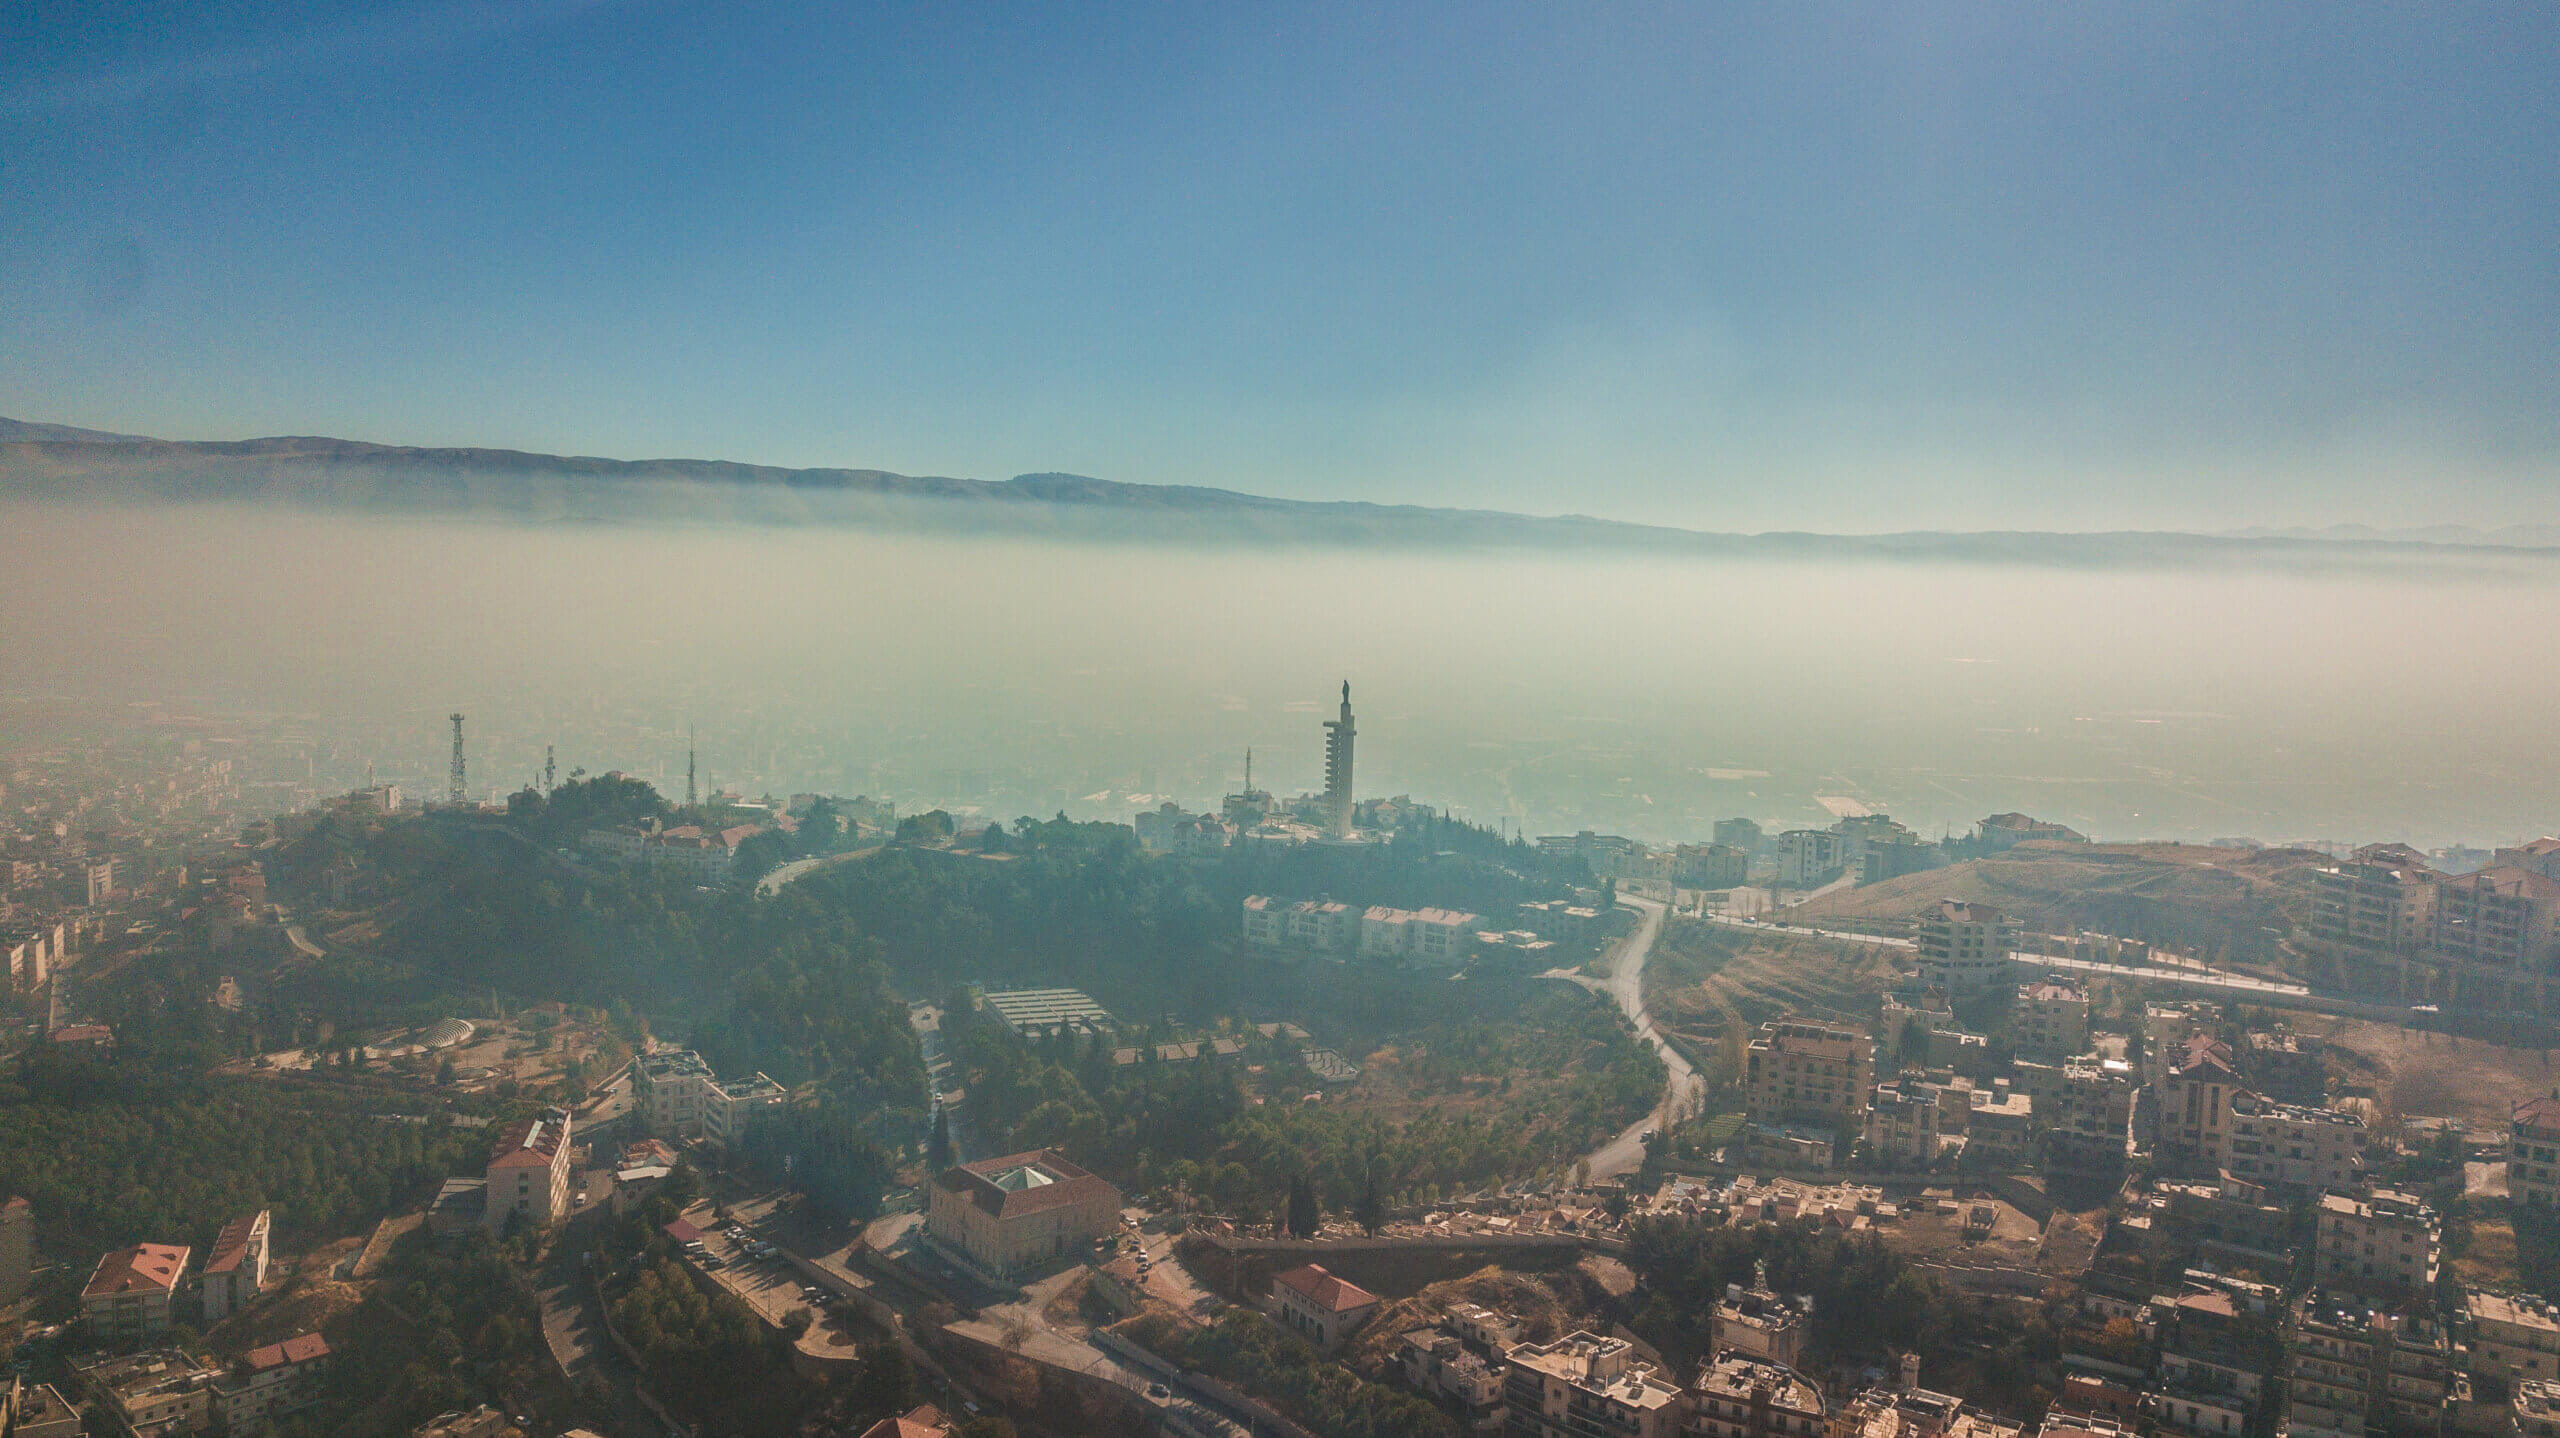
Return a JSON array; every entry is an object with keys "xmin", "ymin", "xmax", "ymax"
[
  {"xmin": 686, "ymin": 726, "xmax": 698, "ymax": 808},
  {"xmin": 447, "ymin": 714, "xmax": 467, "ymax": 807}
]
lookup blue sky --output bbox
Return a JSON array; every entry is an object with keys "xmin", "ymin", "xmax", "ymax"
[{"xmin": 2, "ymin": 2, "xmax": 2553, "ymax": 529}]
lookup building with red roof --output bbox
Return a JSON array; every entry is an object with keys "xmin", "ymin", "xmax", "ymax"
[
  {"xmin": 857, "ymin": 1405, "xmax": 952, "ymax": 1438},
  {"xmin": 1265, "ymin": 1262, "xmax": 1381, "ymax": 1352},
  {"xmin": 200, "ymin": 1209, "xmax": 270, "ymax": 1324},
  {"xmin": 485, "ymin": 1109, "xmax": 574, "ymax": 1233},
  {"xmin": 216, "ymin": 1331, "xmax": 331, "ymax": 1431},
  {"xmin": 81, "ymin": 1243, "xmax": 191, "ymax": 1340},
  {"xmin": 924, "ymin": 1149, "xmax": 1121, "ymax": 1278}
]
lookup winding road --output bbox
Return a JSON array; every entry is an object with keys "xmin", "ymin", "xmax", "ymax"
[{"xmin": 1582, "ymin": 896, "xmax": 1700, "ymax": 1180}]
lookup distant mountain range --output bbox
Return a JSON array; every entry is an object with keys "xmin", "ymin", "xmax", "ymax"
[{"xmin": 5, "ymin": 415, "xmax": 2555, "ymax": 564}]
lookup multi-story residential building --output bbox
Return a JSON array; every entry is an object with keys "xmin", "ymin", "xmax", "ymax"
[
  {"xmin": 1503, "ymin": 1332, "xmax": 1687, "ymax": 1438},
  {"xmin": 1773, "ymin": 831, "xmax": 1842, "ymax": 888},
  {"xmin": 2151, "ymin": 1289, "xmax": 2271, "ymax": 1438},
  {"xmin": 82, "ymin": 1243, "xmax": 190, "ymax": 1341},
  {"xmin": 2039, "ymin": 1059, "xmax": 2135, "ymax": 1176},
  {"xmin": 2237, "ymin": 1030, "xmax": 2326, "ymax": 1103},
  {"xmin": 1864, "ymin": 1082, "xmax": 1945, "ymax": 1169},
  {"xmin": 702, "ymin": 1070, "xmax": 788, "ymax": 1144},
  {"xmin": 2428, "ymin": 867, "xmax": 2560, "ymax": 1014},
  {"xmin": 2518, "ymin": 1381, "xmax": 2560, "ymax": 1438},
  {"xmin": 2307, "ymin": 851, "xmax": 2437, "ymax": 981},
  {"xmin": 1399, "ymin": 1328, "xmax": 1506, "ymax": 1432},
  {"xmin": 199, "ymin": 1209, "xmax": 270, "ymax": 1323},
  {"xmin": 0, "ymin": 1196, "xmax": 33, "ymax": 1306},
  {"xmin": 5, "ymin": 1377, "xmax": 83, "ymax": 1438},
  {"xmin": 1676, "ymin": 843, "xmax": 1752, "ymax": 889},
  {"xmin": 1354, "ymin": 905, "xmax": 1485, "ymax": 965},
  {"xmin": 1915, "ymin": 901, "xmax": 2016, "ymax": 996},
  {"xmin": 213, "ymin": 1333, "xmax": 330, "ymax": 1434},
  {"xmin": 72, "ymin": 1349, "xmax": 223, "ymax": 1438},
  {"xmin": 484, "ymin": 1110, "xmax": 573, "ymax": 1233},
  {"xmin": 1966, "ymin": 1084, "xmax": 2035, "ymax": 1167},
  {"xmin": 1689, "ymin": 1352, "xmax": 1825, "ymax": 1438},
  {"xmin": 2223, "ymin": 1096, "xmax": 2365, "ymax": 1193},
  {"xmin": 2144, "ymin": 1003, "xmax": 2224, "ymax": 1088},
  {"xmin": 1715, "ymin": 1277, "xmax": 1812, "ymax": 1369},
  {"xmin": 2315, "ymin": 1190, "xmax": 2438, "ymax": 1299},
  {"xmin": 1745, "ymin": 1018, "xmax": 1875, "ymax": 1135},
  {"xmin": 2496, "ymin": 839, "xmax": 2560, "ymax": 882},
  {"xmin": 2014, "ymin": 982, "xmax": 2090, "ymax": 1058},
  {"xmin": 1265, "ymin": 1263, "xmax": 1381, "ymax": 1352},
  {"xmin": 634, "ymin": 1049, "xmax": 714, "ymax": 1134},
  {"xmin": 2466, "ymin": 1292, "xmax": 2560, "ymax": 1387},
  {"xmin": 1240, "ymin": 894, "xmax": 1286, "ymax": 946},
  {"xmin": 1448, "ymin": 1303, "xmax": 1524, "ymax": 1352},
  {"xmin": 2511, "ymin": 1096, "xmax": 2560, "ymax": 1211},
  {"xmin": 2286, "ymin": 1292, "xmax": 2377, "ymax": 1438},
  {"xmin": 925, "ymin": 1149, "xmax": 1122, "ymax": 1278},
  {"xmin": 1978, "ymin": 813, "xmax": 2088, "ymax": 851},
  {"xmin": 2158, "ymin": 1035, "xmax": 2245, "ymax": 1171}
]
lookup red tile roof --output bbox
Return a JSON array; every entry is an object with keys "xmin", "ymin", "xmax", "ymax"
[
  {"xmin": 84, "ymin": 1243, "xmax": 189, "ymax": 1299},
  {"xmin": 243, "ymin": 1332, "xmax": 330, "ymax": 1371},
  {"xmin": 488, "ymin": 1113, "xmax": 570, "ymax": 1170},
  {"xmin": 1272, "ymin": 1262, "xmax": 1379, "ymax": 1314},
  {"xmin": 858, "ymin": 1405, "xmax": 951, "ymax": 1438},
  {"xmin": 2517, "ymin": 1095, "xmax": 2560, "ymax": 1136},
  {"xmin": 203, "ymin": 1212, "xmax": 265, "ymax": 1275}
]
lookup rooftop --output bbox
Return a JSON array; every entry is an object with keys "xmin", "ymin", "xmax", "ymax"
[
  {"xmin": 1272, "ymin": 1263, "xmax": 1379, "ymax": 1315},
  {"xmin": 202, "ymin": 1211, "xmax": 265, "ymax": 1275},
  {"xmin": 240, "ymin": 1332, "xmax": 329, "ymax": 1371},
  {"xmin": 1695, "ymin": 1352, "xmax": 1824, "ymax": 1412},
  {"xmin": 934, "ymin": 1148, "xmax": 1120, "ymax": 1221},
  {"xmin": 84, "ymin": 1242, "xmax": 189, "ymax": 1299}
]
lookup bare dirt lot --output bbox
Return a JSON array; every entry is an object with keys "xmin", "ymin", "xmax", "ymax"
[
  {"xmin": 2291, "ymin": 1015, "xmax": 2560, "ymax": 1127},
  {"xmin": 1644, "ymin": 919, "xmax": 1901, "ymax": 1042}
]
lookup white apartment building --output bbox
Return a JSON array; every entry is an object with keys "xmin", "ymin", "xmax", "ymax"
[
  {"xmin": 199, "ymin": 1210, "xmax": 270, "ymax": 1324},
  {"xmin": 1916, "ymin": 900, "xmax": 2016, "ymax": 996},
  {"xmin": 633, "ymin": 1049, "xmax": 786, "ymax": 1143},
  {"xmin": 2314, "ymin": 1189, "xmax": 2439, "ymax": 1298},
  {"xmin": 1244, "ymin": 896, "xmax": 1479, "ymax": 964},
  {"xmin": 1773, "ymin": 830, "xmax": 1841, "ymax": 887},
  {"xmin": 2014, "ymin": 982, "xmax": 2090, "ymax": 1058},
  {"xmin": 2223, "ymin": 1095, "xmax": 2365, "ymax": 1194},
  {"xmin": 2515, "ymin": 1096, "xmax": 2560, "ymax": 1211}
]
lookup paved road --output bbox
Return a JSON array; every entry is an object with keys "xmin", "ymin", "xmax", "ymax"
[
  {"xmin": 532, "ymin": 1211, "xmax": 657, "ymax": 1436},
  {"xmin": 1583, "ymin": 897, "xmax": 1698, "ymax": 1180},
  {"xmin": 910, "ymin": 1003, "xmax": 978, "ymax": 1164}
]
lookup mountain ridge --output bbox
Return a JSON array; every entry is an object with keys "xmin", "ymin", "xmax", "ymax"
[{"xmin": 6, "ymin": 416, "xmax": 2557, "ymax": 563}]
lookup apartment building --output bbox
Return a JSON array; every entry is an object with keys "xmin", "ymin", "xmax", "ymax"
[
  {"xmin": 1915, "ymin": 901, "xmax": 2015, "ymax": 996},
  {"xmin": 199, "ymin": 1209, "xmax": 270, "ymax": 1324},
  {"xmin": 2285, "ymin": 1293, "xmax": 2376, "ymax": 1438},
  {"xmin": 2144, "ymin": 1003, "xmax": 2224, "ymax": 1088},
  {"xmin": 72, "ymin": 1349, "xmax": 222, "ymax": 1438},
  {"xmin": 2224, "ymin": 1095, "xmax": 2365, "ymax": 1194},
  {"xmin": 1715, "ymin": 1279, "xmax": 1812, "ymax": 1369},
  {"xmin": 1398, "ymin": 1328, "xmax": 1505, "ymax": 1431},
  {"xmin": 484, "ymin": 1110, "xmax": 573, "ymax": 1233},
  {"xmin": 2466, "ymin": 1291, "xmax": 2560, "ymax": 1386},
  {"xmin": 2519, "ymin": 1382, "xmax": 2560, "ymax": 1438},
  {"xmin": 2496, "ymin": 839, "xmax": 2560, "ymax": 882},
  {"xmin": 1265, "ymin": 1263, "xmax": 1381, "ymax": 1353},
  {"xmin": 2150, "ymin": 1289, "xmax": 2270, "ymax": 1438},
  {"xmin": 1773, "ymin": 831, "xmax": 1842, "ymax": 887},
  {"xmin": 214, "ymin": 1333, "xmax": 331, "ymax": 1434},
  {"xmin": 1863, "ymin": 1083, "xmax": 1945, "ymax": 1169},
  {"xmin": 1675, "ymin": 843, "xmax": 1751, "ymax": 889},
  {"xmin": 82, "ymin": 1243, "xmax": 190, "ymax": 1342},
  {"xmin": 2428, "ymin": 867, "xmax": 2560, "ymax": 1013},
  {"xmin": 1355, "ymin": 905, "xmax": 1483, "ymax": 965},
  {"xmin": 637, "ymin": 1049, "xmax": 790, "ymax": 1144},
  {"xmin": 1689, "ymin": 1353, "xmax": 1826, "ymax": 1438},
  {"xmin": 1745, "ymin": 1018, "xmax": 1876, "ymax": 1134},
  {"xmin": 1977, "ymin": 813, "xmax": 2087, "ymax": 851},
  {"xmin": 2039, "ymin": 1060, "xmax": 2135, "ymax": 1175},
  {"xmin": 925, "ymin": 1149, "xmax": 1122, "ymax": 1278},
  {"xmin": 1503, "ymin": 1332, "xmax": 1687, "ymax": 1438},
  {"xmin": 2239, "ymin": 1031, "xmax": 2326, "ymax": 1103},
  {"xmin": 2314, "ymin": 1190, "xmax": 2439, "ymax": 1299},
  {"xmin": 5, "ymin": 1377, "xmax": 82, "ymax": 1438},
  {"xmin": 2511, "ymin": 1096, "xmax": 2560, "ymax": 1210},
  {"xmin": 2014, "ymin": 982, "xmax": 2090, "ymax": 1058},
  {"xmin": 2307, "ymin": 852, "xmax": 2435, "ymax": 964},
  {"xmin": 2158, "ymin": 1035, "xmax": 2244, "ymax": 1171}
]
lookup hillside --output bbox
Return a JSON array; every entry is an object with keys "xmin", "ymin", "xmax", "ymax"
[
  {"xmin": 1790, "ymin": 842, "xmax": 2330, "ymax": 963},
  {"xmin": 12, "ymin": 418, "xmax": 2560, "ymax": 565}
]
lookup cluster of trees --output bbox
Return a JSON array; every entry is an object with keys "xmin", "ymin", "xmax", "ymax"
[
  {"xmin": 1119, "ymin": 1308, "xmax": 1456, "ymax": 1438},
  {"xmin": 317, "ymin": 1230, "xmax": 570, "ymax": 1436},
  {"xmin": 733, "ymin": 1103, "xmax": 898, "ymax": 1227},
  {"xmin": 1624, "ymin": 1215, "xmax": 2060, "ymax": 1415},
  {"xmin": 608, "ymin": 1257, "xmax": 820, "ymax": 1436},
  {"xmin": 941, "ymin": 983, "xmax": 1661, "ymax": 1224},
  {"xmin": 0, "ymin": 1055, "xmax": 484, "ymax": 1261}
]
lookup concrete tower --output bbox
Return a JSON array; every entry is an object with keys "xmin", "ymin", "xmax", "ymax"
[{"xmin": 1323, "ymin": 681, "xmax": 1356, "ymax": 839}]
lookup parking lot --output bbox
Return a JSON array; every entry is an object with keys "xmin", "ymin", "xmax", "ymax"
[{"xmin": 668, "ymin": 1197, "xmax": 866, "ymax": 1362}]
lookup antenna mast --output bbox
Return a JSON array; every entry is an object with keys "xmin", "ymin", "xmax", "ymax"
[
  {"xmin": 543, "ymin": 744, "xmax": 556, "ymax": 794},
  {"xmin": 686, "ymin": 726, "xmax": 698, "ymax": 807},
  {"xmin": 447, "ymin": 714, "xmax": 467, "ymax": 806}
]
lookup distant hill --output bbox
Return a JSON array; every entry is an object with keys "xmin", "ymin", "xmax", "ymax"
[
  {"xmin": 7, "ymin": 416, "xmax": 2560, "ymax": 564},
  {"xmin": 1789, "ymin": 841, "xmax": 2330, "ymax": 965}
]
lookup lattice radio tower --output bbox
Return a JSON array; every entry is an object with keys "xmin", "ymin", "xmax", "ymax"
[{"xmin": 448, "ymin": 713, "xmax": 467, "ymax": 806}]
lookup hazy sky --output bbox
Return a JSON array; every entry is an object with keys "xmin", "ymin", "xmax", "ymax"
[{"xmin": 3, "ymin": 3, "xmax": 2554, "ymax": 530}]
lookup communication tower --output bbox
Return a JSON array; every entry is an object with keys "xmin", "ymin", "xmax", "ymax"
[{"xmin": 448, "ymin": 713, "xmax": 467, "ymax": 807}]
